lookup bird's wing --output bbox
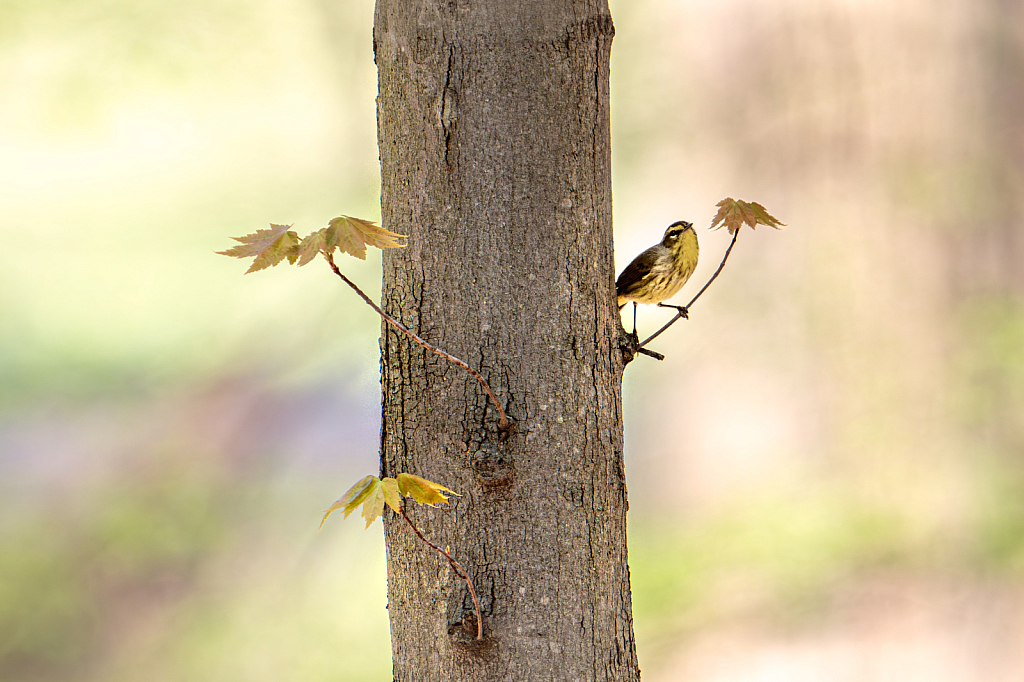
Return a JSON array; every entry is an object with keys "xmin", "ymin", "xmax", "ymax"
[{"xmin": 616, "ymin": 246, "xmax": 661, "ymax": 295}]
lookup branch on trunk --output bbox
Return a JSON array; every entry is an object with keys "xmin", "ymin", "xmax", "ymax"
[
  {"xmin": 400, "ymin": 506, "xmax": 484, "ymax": 641},
  {"xmin": 325, "ymin": 252, "xmax": 510, "ymax": 431}
]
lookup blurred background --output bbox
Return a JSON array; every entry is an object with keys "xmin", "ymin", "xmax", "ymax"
[{"xmin": 2, "ymin": 0, "xmax": 1023, "ymax": 679}]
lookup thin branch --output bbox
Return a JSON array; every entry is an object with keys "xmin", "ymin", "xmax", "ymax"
[
  {"xmin": 621, "ymin": 332, "xmax": 665, "ymax": 362},
  {"xmin": 638, "ymin": 229, "xmax": 741, "ymax": 350},
  {"xmin": 400, "ymin": 506, "xmax": 484, "ymax": 641},
  {"xmin": 324, "ymin": 251, "xmax": 509, "ymax": 431},
  {"xmin": 682, "ymin": 228, "xmax": 742, "ymax": 312}
]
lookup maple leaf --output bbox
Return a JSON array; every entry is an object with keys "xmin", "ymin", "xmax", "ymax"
[
  {"xmin": 746, "ymin": 202, "xmax": 785, "ymax": 229},
  {"xmin": 710, "ymin": 198, "xmax": 786, "ymax": 234},
  {"xmin": 320, "ymin": 475, "xmax": 378, "ymax": 529},
  {"xmin": 217, "ymin": 224, "xmax": 301, "ymax": 273},
  {"xmin": 381, "ymin": 477, "xmax": 403, "ymax": 513},
  {"xmin": 361, "ymin": 482, "xmax": 386, "ymax": 529},
  {"xmin": 397, "ymin": 473, "xmax": 460, "ymax": 507},
  {"xmin": 294, "ymin": 229, "xmax": 327, "ymax": 267},
  {"xmin": 320, "ymin": 473, "xmax": 460, "ymax": 530},
  {"xmin": 323, "ymin": 216, "xmax": 406, "ymax": 261}
]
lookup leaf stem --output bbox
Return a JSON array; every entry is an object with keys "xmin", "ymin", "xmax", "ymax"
[
  {"xmin": 324, "ymin": 252, "xmax": 509, "ymax": 431},
  {"xmin": 638, "ymin": 229, "xmax": 741, "ymax": 349},
  {"xmin": 399, "ymin": 506, "xmax": 484, "ymax": 641}
]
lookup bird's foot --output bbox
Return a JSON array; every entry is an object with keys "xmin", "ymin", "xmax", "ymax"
[{"xmin": 657, "ymin": 303, "xmax": 689, "ymax": 319}]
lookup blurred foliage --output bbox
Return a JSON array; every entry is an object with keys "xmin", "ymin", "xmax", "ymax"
[
  {"xmin": 0, "ymin": 0, "xmax": 383, "ymax": 407},
  {"xmin": 0, "ymin": 463, "xmax": 227, "ymax": 678},
  {"xmin": 629, "ymin": 495, "xmax": 908, "ymax": 658},
  {"xmin": 976, "ymin": 473, "xmax": 1024, "ymax": 572},
  {"xmin": 952, "ymin": 299, "xmax": 1024, "ymax": 570},
  {"xmin": 956, "ymin": 298, "xmax": 1024, "ymax": 448},
  {"xmin": 0, "ymin": 446, "xmax": 391, "ymax": 682}
]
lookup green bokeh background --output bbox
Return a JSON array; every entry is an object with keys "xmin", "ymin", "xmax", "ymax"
[{"xmin": 3, "ymin": 1, "xmax": 1024, "ymax": 680}]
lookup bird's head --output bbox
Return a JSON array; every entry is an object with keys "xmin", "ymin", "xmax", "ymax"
[{"xmin": 661, "ymin": 220, "xmax": 694, "ymax": 247}]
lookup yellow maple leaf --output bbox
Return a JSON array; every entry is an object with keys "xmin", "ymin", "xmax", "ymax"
[
  {"xmin": 360, "ymin": 482, "xmax": 386, "ymax": 529},
  {"xmin": 320, "ymin": 475, "xmax": 378, "ymax": 529},
  {"xmin": 380, "ymin": 477, "xmax": 403, "ymax": 513},
  {"xmin": 324, "ymin": 216, "xmax": 406, "ymax": 261},
  {"xmin": 217, "ymin": 224, "xmax": 300, "ymax": 273},
  {"xmin": 294, "ymin": 229, "xmax": 327, "ymax": 267},
  {"xmin": 397, "ymin": 473, "xmax": 461, "ymax": 507},
  {"xmin": 320, "ymin": 473, "xmax": 461, "ymax": 530}
]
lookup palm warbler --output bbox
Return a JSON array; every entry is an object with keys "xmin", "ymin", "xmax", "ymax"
[{"xmin": 616, "ymin": 220, "xmax": 699, "ymax": 333}]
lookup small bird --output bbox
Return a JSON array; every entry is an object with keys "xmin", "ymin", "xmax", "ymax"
[{"xmin": 616, "ymin": 220, "xmax": 699, "ymax": 335}]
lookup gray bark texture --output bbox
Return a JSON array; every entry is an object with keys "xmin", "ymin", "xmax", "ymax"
[{"xmin": 373, "ymin": 1, "xmax": 639, "ymax": 680}]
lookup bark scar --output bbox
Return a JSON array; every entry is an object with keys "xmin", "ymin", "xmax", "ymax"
[{"xmin": 441, "ymin": 44, "xmax": 458, "ymax": 169}]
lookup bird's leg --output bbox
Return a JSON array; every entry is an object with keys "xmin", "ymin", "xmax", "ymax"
[
  {"xmin": 657, "ymin": 302, "xmax": 689, "ymax": 319},
  {"xmin": 632, "ymin": 302, "xmax": 638, "ymax": 337}
]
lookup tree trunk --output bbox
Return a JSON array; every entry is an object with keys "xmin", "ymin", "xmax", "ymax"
[{"xmin": 373, "ymin": 1, "xmax": 637, "ymax": 680}]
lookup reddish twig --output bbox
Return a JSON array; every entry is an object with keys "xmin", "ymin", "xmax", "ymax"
[
  {"xmin": 399, "ymin": 506, "xmax": 484, "ymax": 641},
  {"xmin": 324, "ymin": 252, "xmax": 509, "ymax": 431},
  {"xmin": 638, "ymin": 229, "xmax": 741, "ymax": 350}
]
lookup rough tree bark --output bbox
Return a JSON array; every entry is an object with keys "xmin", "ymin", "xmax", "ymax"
[{"xmin": 374, "ymin": 1, "xmax": 638, "ymax": 680}]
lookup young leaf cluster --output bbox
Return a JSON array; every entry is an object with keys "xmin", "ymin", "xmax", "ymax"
[
  {"xmin": 320, "ymin": 473, "xmax": 460, "ymax": 529},
  {"xmin": 218, "ymin": 216, "xmax": 406, "ymax": 273},
  {"xmin": 711, "ymin": 198, "xmax": 786, "ymax": 235}
]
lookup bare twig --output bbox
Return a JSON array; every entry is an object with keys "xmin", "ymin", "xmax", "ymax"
[
  {"xmin": 399, "ymin": 506, "xmax": 484, "ymax": 641},
  {"xmin": 621, "ymin": 332, "xmax": 666, "ymax": 362},
  {"xmin": 324, "ymin": 252, "xmax": 509, "ymax": 431},
  {"xmin": 638, "ymin": 229, "xmax": 741, "ymax": 350}
]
